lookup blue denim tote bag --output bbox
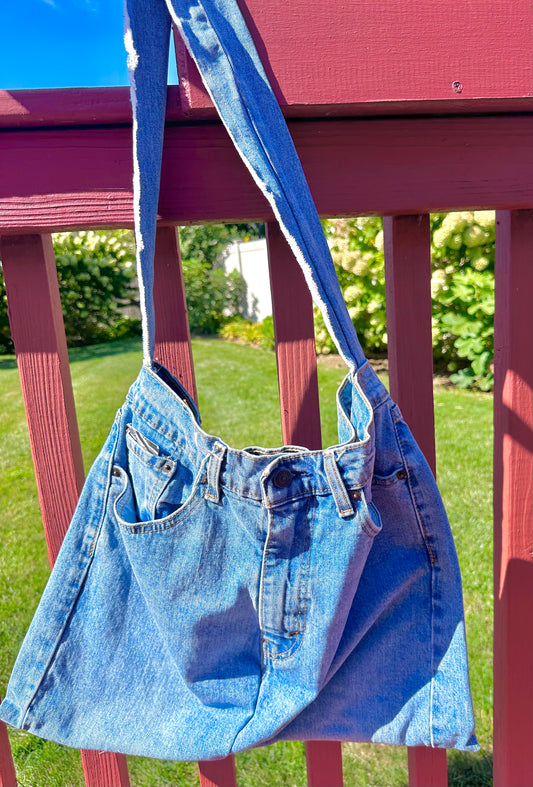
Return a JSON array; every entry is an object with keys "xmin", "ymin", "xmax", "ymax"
[{"xmin": 0, "ymin": 0, "xmax": 478, "ymax": 759}]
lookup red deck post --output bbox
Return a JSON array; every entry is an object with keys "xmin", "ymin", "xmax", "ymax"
[
  {"xmin": 153, "ymin": 226, "xmax": 237, "ymax": 787},
  {"xmin": 383, "ymin": 215, "xmax": 448, "ymax": 787},
  {"xmin": 0, "ymin": 234, "xmax": 130, "ymax": 787},
  {"xmin": 266, "ymin": 222, "xmax": 344, "ymax": 787},
  {"xmin": 153, "ymin": 225, "xmax": 197, "ymax": 400},
  {"xmin": 0, "ymin": 235, "xmax": 85, "ymax": 561},
  {"xmin": 0, "ymin": 718, "xmax": 17, "ymax": 787},
  {"xmin": 493, "ymin": 209, "xmax": 533, "ymax": 787},
  {"xmin": 266, "ymin": 222, "xmax": 322, "ymax": 451},
  {"xmin": 197, "ymin": 758, "xmax": 238, "ymax": 787}
]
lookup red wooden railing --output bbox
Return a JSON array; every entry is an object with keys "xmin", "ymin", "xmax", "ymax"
[{"xmin": 0, "ymin": 4, "xmax": 532, "ymax": 785}]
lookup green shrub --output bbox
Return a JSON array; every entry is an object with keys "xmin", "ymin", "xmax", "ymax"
[
  {"xmin": 220, "ymin": 315, "xmax": 275, "ymax": 348},
  {"xmin": 53, "ymin": 231, "xmax": 139, "ymax": 346},
  {"xmin": 0, "ymin": 230, "xmax": 139, "ymax": 353},
  {"xmin": 318, "ymin": 212, "xmax": 495, "ymax": 390},
  {"xmin": 182, "ymin": 257, "xmax": 246, "ymax": 334}
]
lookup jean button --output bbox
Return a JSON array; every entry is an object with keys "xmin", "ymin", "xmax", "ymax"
[{"xmin": 272, "ymin": 468, "xmax": 293, "ymax": 488}]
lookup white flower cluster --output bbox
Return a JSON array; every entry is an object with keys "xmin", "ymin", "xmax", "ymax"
[{"xmin": 432, "ymin": 211, "xmax": 495, "ymax": 253}]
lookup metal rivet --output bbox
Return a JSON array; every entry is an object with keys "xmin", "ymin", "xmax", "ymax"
[
  {"xmin": 111, "ymin": 466, "xmax": 121, "ymax": 477},
  {"xmin": 397, "ymin": 469, "xmax": 408, "ymax": 480},
  {"xmin": 349, "ymin": 489, "xmax": 361, "ymax": 501},
  {"xmin": 272, "ymin": 468, "xmax": 293, "ymax": 488},
  {"xmin": 162, "ymin": 461, "xmax": 173, "ymax": 473},
  {"xmin": 452, "ymin": 80, "xmax": 463, "ymax": 94}
]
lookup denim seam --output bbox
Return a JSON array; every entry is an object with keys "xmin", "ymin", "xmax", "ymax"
[
  {"xmin": 282, "ymin": 493, "xmax": 312, "ymax": 637},
  {"xmin": 20, "ymin": 424, "xmax": 121, "ymax": 730},
  {"xmin": 391, "ymin": 416, "xmax": 436, "ymax": 565},
  {"xmin": 128, "ymin": 384, "xmax": 371, "ymax": 467},
  {"xmin": 127, "ymin": 397, "xmax": 195, "ymax": 457},
  {"xmin": 295, "ymin": 495, "xmax": 314, "ymax": 636},
  {"xmin": 360, "ymin": 499, "xmax": 382, "ymax": 538},
  {"xmin": 390, "ymin": 409, "xmax": 437, "ymax": 744},
  {"xmin": 266, "ymin": 496, "xmax": 315, "ymax": 661},
  {"xmin": 371, "ymin": 469, "xmax": 405, "ymax": 487}
]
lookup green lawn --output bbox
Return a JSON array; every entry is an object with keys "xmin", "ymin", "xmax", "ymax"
[{"xmin": 0, "ymin": 338, "xmax": 493, "ymax": 786}]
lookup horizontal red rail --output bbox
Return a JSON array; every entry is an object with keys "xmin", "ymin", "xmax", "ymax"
[{"xmin": 0, "ymin": 115, "xmax": 531, "ymax": 234}]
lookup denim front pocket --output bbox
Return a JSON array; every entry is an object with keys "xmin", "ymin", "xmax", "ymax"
[{"xmin": 112, "ymin": 453, "xmax": 207, "ymax": 534}]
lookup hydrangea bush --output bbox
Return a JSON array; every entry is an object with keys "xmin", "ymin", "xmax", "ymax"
[
  {"xmin": 0, "ymin": 230, "xmax": 139, "ymax": 353},
  {"xmin": 316, "ymin": 212, "xmax": 495, "ymax": 390}
]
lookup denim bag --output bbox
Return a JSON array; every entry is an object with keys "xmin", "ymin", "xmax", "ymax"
[{"xmin": 0, "ymin": 0, "xmax": 478, "ymax": 759}]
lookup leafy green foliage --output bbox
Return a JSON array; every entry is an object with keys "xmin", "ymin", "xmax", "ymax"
[
  {"xmin": 179, "ymin": 223, "xmax": 264, "ymax": 267},
  {"xmin": 0, "ymin": 274, "xmax": 10, "ymax": 354},
  {"xmin": 178, "ymin": 223, "xmax": 264, "ymax": 334},
  {"xmin": 182, "ymin": 257, "xmax": 247, "ymax": 334},
  {"xmin": 0, "ymin": 224, "xmax": 264, "ymax": 353},
  {"xmin": 319, "ymin": 212, "xmax": 496, "ymax": 389},
  {"xmin": 0, "ymin": 231, "xmax": 140, "ymax": 353},
  {"xmin": 219, "ymin": 315, "xmax": 275, "ymax": 348}
]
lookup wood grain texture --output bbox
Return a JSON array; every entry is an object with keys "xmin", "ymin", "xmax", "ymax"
[
  {"xmin": 176, "ymin": 0, "xmax": 532, "ymax": 111},
  {"xmin": 383, "ymin": 216, "xmax": 448, "ymax": 787},
  {"xmin": 0, "ymin": 115, "xmax": 532, "ymax": 233},
  {"xmin": 493, "ymin": 210, "xmax": 533, "ymax": 787},
  {"xmin": 80, "ymin": 750, "xmax": 130, "ymax": 787},
  {"xmin": 266, "ymin": 222, "xmax": 322, "ymax": 450},
  {"xmin": 266, "ymin": 224, "xmax": 346, "ymax": 784},
  {"xmin": 197, "ymin": 757, "xmax": 237, "ymax": 787},
  {"xmin": 383, "ymin": 215, "xmax": 436, "ymax": 469},
  {"xmin": 153, "ymin": 225, "xmax": 198, "ymax": 400},
  {"xmin": 0, "ymin": 718, "xmax": 17, "ymax": 787},
  {"xmin": 0, "ymin": 234, "xmax": 130, "ymax": 787},
  {"xmin": 0, "ymin": 234, "xmax": 85, "ymax": 563}
]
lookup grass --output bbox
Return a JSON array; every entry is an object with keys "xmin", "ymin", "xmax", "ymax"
[{"xmin": 0, "ymin": 337, "xmax": 493, "ymax": 786}]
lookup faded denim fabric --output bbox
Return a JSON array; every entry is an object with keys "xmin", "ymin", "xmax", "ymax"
[{"xmin": 0, "ymin": 0, "xmax": 478, "ymax": 759}]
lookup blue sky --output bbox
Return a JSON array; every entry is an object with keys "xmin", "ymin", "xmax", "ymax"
[{"xmin": 2, "ymin": 0, "xmax": 177, "ymax": 90}]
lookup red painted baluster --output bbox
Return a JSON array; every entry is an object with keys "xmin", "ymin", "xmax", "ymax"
[
  {"xmin": 0, "ymin": 717, "xmax": 17, "ymax": 787},
  {"xmin": 80, "ymin": 751, "xmax": 131, "ymax": 787},
  {"xmin": 383, "ymin": 215, "xmax": 448, "ymax": 787},
  {"xmin": 266, "ymin": 222, "xmax": 344, "ymax": 787},
  {"xmin": 153, "ymin": 225, "xmax": 197, "ymax": 399},
  {"xmin": 305, "ymin": 741, "xmax": 344, "ymax": 787},
  {"xmin": 266, "ymin": 222, "xmax": 322, "ymax": 451},
  {"xmin": 1, "ymin": 234, "xmax": 130, "ymax": 787},
  {"xmin": 153, "ymin": 226, "xmax": 237, "ymax": 787},
  {"xmin": 198, "ymin": 758, "xmax": 238, "ymax": 787},
  {"xmin": 493, "ymin": 209, "xmax": 533, "ymax": 787}
]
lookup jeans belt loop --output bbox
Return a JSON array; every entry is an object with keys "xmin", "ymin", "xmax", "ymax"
[
  {"xmin": 205, "ymin": 442, "xmax": 227, "ymax": 503},
  {"xmin": 324, "ymin": 451, "xmax": 355, "ymax": 519}
]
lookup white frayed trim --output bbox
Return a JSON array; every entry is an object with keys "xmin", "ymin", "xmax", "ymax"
[
  {"xmin": 124, "ymin": 8, "xmax": 149, "ymax": 363},
  {"xmin": 164, "ymin": 0, "xmax": 356, "ymax": 371},
  {"xmin": 124, "ymin": 28, "xmax": 139, "ymax": 71}
]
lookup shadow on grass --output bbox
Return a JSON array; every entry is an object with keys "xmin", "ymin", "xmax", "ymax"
[
  {"xmin": 68, "ymin": 337, "xmax": 142, "ymax": 363},
  {"xmin": 0, "ymin": 338, "xmax": 143, "ymax": 372}
]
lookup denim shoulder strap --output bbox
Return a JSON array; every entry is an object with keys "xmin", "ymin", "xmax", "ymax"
[{"xmin": 125, "ymin": 0, "xmax": 366, "ymax": 371}]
